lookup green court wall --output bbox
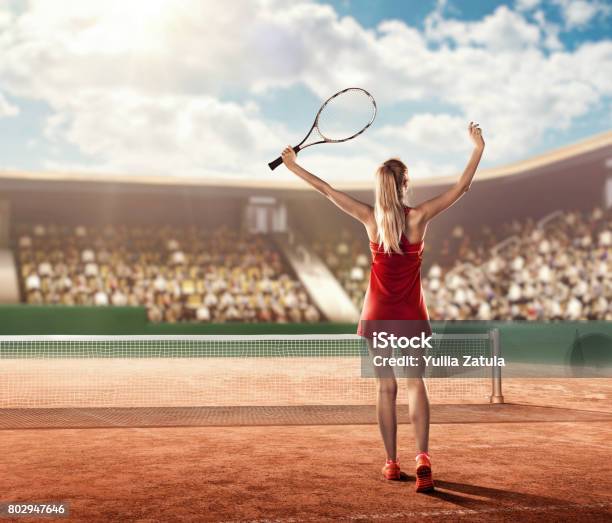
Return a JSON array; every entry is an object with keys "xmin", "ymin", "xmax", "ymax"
[
  {"xmin": 0, "ymin": 305, "xmax": 146, "ymax": 335},
  {"xmin": 0, "ymin": 306, "xmax": 355, "ymax": 336}
]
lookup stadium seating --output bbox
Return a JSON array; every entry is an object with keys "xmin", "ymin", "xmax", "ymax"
[
  {"xmin": 12, "ymin": 206, "xmax": 610, "ymax": 322},
  {"xmin": 311, "ymin": 224, "xmax": 500, "ymax": 310},
  {"xmin": 425, "ymin": 206, "xmax": 611, "ymax": 321},
  {"xmin": 313, "ymin": 207, "xmax": 611, "ymax": 321},
  {"xmin": 14, "ymin": 224, "xmax": 321, "ymax": 323}
]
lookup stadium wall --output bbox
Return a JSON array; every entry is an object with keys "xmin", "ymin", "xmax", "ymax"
[
  {"xmin": 289, "ymin": 147, "xmax": 610, "ymax": 252},
  {"xmin": 2, "ymin": 137, "xmax": 609, "ymax": 236},
  {"xmin": 0, "ymin": 305, "xmax": 355, "ymax": 335}
]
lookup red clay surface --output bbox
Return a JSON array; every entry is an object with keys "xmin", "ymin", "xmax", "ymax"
[{"xmin": 1, "ymin": 379, "xmax": 611, "ymax": 522}]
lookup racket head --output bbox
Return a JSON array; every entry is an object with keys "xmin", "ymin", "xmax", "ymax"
[
  {"xmin": 313, "ymin": 87, "xmax": 377, "ymax": 143},
  {"xmin": 268, "ymin": 87, "xmax": 377, "ymax": 171}
]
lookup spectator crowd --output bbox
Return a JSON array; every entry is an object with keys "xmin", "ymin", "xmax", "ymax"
[
  {"xmin": 16, "ymin": 225, "xmax": 321, "ymax": 323},
  {"xmin": 312, "ymin": 207, "xmax": 611, "ymax": 321},
  {"xmin": 425, "ymin": 207, "xmax": 611, "ymax": 320},
  {"xmin": 14, "ymin": 206, "xmax": 610, "ymax": 323}
]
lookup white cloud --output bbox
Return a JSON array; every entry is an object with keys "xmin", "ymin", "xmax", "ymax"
[
  {"xmin": 516, "ymin": 0, "xmax": 541, "ymax": 11},
  {"xmin": 553, "ymin": 0, "xmax": 611, "ymax": 29},
  {"xmin": 0, "ymin": 92, "xmax": 18, "ymax": 117},
  {"xmin": 532, "ymin": 10, "xmax": 563, "ymax": 51},
  {"xmin": 43, "ymin": 89, "xmax": 284, "ymax": 177},
  {"xmin": 425, "ymin": 5, "xmax": 541, "ymax": 51},
  {"xmin": 0, "ymin": 0, "xmax": 610, "ymax": 182},
  {"xmin": 377, "ymin": 113, "xmax": 470, "ymax": 155}
]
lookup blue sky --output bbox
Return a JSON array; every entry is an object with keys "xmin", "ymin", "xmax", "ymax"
[
  {"xmin": 325, "ymin": 0, "xmax": 612, "ymax": 47},
  {"xmin": 0, "ymin": 0, "xmax": 610, "ymax": 183}
]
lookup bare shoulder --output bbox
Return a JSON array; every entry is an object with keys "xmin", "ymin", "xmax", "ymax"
[
  {"xmin": 407, "ymin": 205, "xmax": 426, "ymax": 225},
  {"xmin": 405, "ymin": 205, "xmax": 428, "ymax": 243}
]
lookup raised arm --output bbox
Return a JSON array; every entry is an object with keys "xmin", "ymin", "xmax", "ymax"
[
  {"xmin": 416, "ymin": 122, "xmax": 485, "ymax": 223},
  {"xmin": 280, "ymin": 146, "xmax": 373, "ymax": 226}
]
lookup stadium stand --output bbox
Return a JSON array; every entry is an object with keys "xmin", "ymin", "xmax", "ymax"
[
  {"xmin": 11, "ymin": 205, "xmax": 610, "ymax": 323},
  {"xmin": 426, "ymin": 206, "xmax": 611, "ymax": 321},
  {"xmin": 311, "ymin": 223, "xmax": 501, "ymax": 310},
  {"xmin": 13, "ymin": 224, "xmax": 322, "ymax": 324},
  {"xmin": 312, "ymin": 206, "xmax": 610, "ymax": 321}
]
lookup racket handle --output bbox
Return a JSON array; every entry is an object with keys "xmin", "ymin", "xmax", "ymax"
[
  {"xmin": 268, "ymin": 156, "xmax": 284, "ymax": 171},
  {"xmin": 268, "ymin": 146, "xmax": 301, "ymax": 171}
]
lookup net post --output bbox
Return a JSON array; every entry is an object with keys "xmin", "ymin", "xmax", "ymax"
[{"xmin": 489, "ymin": 328, "xmax": 504, "ymax": 404}]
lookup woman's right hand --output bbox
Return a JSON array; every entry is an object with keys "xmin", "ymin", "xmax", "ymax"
[
  {"xmin": 281, "ymin": 146, "xmax": 298, "ymax": 168},
  {"xmin": 468, "ymin": 121, "xmax": 484, "ymax": 149}
]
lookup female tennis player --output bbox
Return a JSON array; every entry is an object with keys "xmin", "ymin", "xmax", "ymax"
[{"xmin": 281, "ymin": 122, "xmax": 485, "ymax": 492}]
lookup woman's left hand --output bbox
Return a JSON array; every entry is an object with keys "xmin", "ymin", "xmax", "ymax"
[
  {"xmin": 468, "ymin": 122, "xmax": 485, "ymax": 149},
  {"xmin": 281, "ymin": 146, "xmax": 297, "ymax": 167}
]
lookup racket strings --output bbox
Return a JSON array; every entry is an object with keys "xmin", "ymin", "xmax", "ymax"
[{"xmin": 315, "ymin": 88, "xmax": 376, "ymax": 142}]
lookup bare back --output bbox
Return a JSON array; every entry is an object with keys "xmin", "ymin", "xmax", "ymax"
[{"xmin": 363, "ymin": 206, "xmax": 427, "ymax": 245}]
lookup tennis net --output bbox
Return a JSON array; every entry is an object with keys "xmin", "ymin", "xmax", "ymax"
[{"xmin": 0, "ymin": 332, "xmax": 503, "ymax": 409}]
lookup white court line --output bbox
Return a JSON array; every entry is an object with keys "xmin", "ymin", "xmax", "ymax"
[{"xmin": 219, "ymin": 502, "xmax": 612, "ymax": 523}]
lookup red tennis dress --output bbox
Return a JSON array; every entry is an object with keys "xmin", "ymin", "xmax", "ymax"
[{"xmin": 357, "ymin": 207, "xmax": 430, "ymax": 338}]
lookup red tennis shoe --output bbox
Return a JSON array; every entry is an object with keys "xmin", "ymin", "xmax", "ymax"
[
  {"xmin": 415, "ymin": 453, "xmax": 434, "ymax": 492},
  {"xmin": 381, "ymin": 459, "xmax": 401, "ymax": 480}
]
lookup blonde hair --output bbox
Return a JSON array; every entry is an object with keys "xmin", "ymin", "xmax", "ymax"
[{"xmin": 374, "ymin": 158, "xmax": 408, "ymax": 254}]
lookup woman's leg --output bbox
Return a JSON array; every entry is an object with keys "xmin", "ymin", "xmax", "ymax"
[
  {"xmin": 409, "ymin": 377, "xmax": 434, "ymax": 492},
  {"xmin": 405, "ymin": 377, "xmax": 430, "ymax": 453},
  {"xmin": 376, "ymin": 376, "xmax": 398, "ymax": 461},
  {"xmin": 366, "ymin": 339, "xmax": 398, "ymax": 461}
]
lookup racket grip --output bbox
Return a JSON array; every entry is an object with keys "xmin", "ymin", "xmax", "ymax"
[
  {"xmin": 268, "ymin": 156, "xmax": 284, "ymax": 171},
  {"xmin": 268, "ymin": 146, "xmax": 301, "ymax": 171}
]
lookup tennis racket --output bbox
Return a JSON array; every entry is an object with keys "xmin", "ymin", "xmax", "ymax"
[{"xmin": 268, "ymin": 87, "xmax": 377, "ymax": 171}]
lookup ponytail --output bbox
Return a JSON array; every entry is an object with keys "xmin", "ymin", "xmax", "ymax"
[{"xmin": 374, "ymin": 159, "xmax": 407, "ymax": 254}]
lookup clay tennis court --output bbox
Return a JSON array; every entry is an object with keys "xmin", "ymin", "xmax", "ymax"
[{"xmin": 1, "ymin": 378, "xmax": 611, "ymax": 522}]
